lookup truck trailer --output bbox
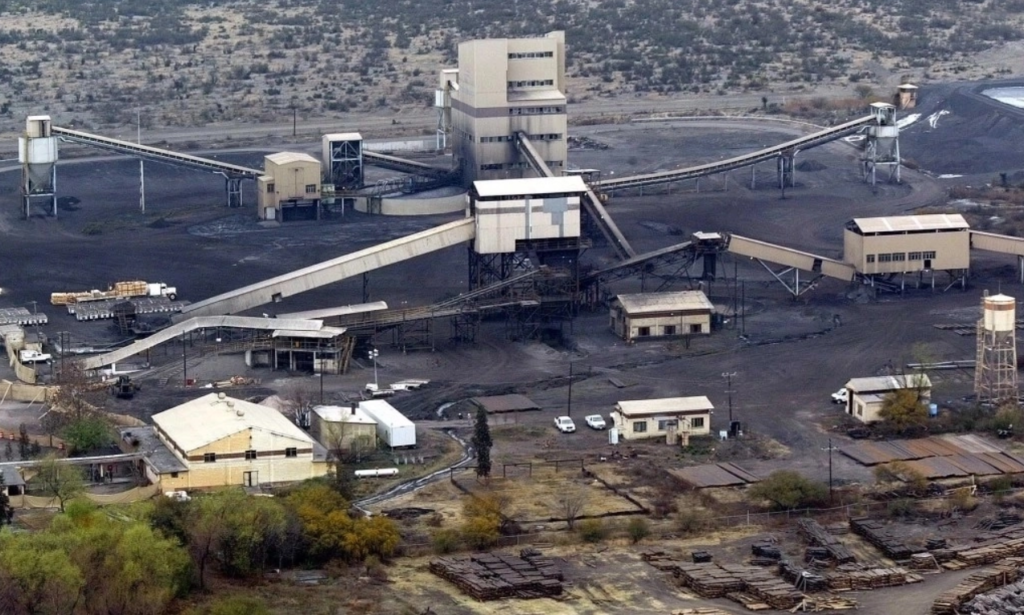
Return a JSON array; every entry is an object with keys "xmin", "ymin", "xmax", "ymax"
[{"xmin": 51, "ymin": 281, "xmax": 178, "ymax": 305}]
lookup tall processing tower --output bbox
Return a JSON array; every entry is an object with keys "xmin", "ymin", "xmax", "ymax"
[
  {"xmin": 440, "ymin": 31, "xmax": 568, "ymax": 185},
  {"xmin": 975, "ymin": 292, "xmax": 1019, "ymax": 404}
]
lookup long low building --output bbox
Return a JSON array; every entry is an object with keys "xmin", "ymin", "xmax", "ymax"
[
  {"xmin": 612, "ymin": 396, "xmax": 714, "ymax": 442},
  {"xmin": 609, "ymin": 291, "xmax": 715, "ymax": 342},
  {"xmin": 358, "ymin": 399, "xmax": 416, "ymax": 448}
]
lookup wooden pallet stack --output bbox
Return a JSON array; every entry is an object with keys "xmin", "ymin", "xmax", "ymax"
[
  {"xmin": 674, "ymin": 563, "xmax": 748, "ymax": 598},
  {"xmin": 931, "ymin": 559, "xmax": 1024, "ymax": 614},
  {"xmin": 641, "ymin": 550, "xmax": 684, "ymax": 572},
  {"xmin": 940, "ymin": 537, "xmax": 1024, "ymax": 569},
  {"xmin": 850, "ymin": 517, "xmax": 915, "ymax": 560},
  {"xmin": 428, "ymin": 552, "xmax": 563, "ymax": 601},
  {"xmin": 826, "ymin": 564, "xmax": 914, "ymax": 591},
  {"xmin": 744, "ymin": 577, "xmax": 804, "ymax": 609},
  {"xmin": 797, "ymin": 519, "xmax": 855, "ymax": 564}
]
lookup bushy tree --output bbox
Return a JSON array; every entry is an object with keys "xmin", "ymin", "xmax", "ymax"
[
  {"xmin": 61, "ymin": 415, "xmax": 113, "ymax": 455},
  {"xmin": 747, "ymin": 470, "xmax": 829, "ymax": 511},
  {"xmin": 879, "ymin": 388, "xmax": 928, "ymax": 433},
  {"xmin": 285, "ymin": 482, "xmax": 400, "ymax": 563},
  {"xmin": 472, "ymin": 407, "xmax": 492, "ymax": 479},
  {"xmin": 33, "ymin": 456, "xmax": 84, "ymax": 512}
]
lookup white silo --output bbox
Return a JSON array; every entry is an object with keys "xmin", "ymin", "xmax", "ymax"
[
  {"xmin": 975, "ymin": 292, "xmax": 1019, "ymax": 403},
  {"xmin": 18, "ymin": 115, "xmax": 59, "ymax": 218}
]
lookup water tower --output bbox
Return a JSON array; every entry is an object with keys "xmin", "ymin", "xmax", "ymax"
[
  {"xmin": 863, "ymin": 103, "xmax": 901, "ymax": 185},
  {"xmin": 975, "ymin": 292, "xmax": 1019, "ymax": 404}
]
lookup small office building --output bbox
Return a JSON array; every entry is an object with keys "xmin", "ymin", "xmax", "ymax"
[
  {"xmin": 612, "ymin": 396, "xmax": 714, "ymax": 442},
  {"xmin": 256, "ymin": 152, "xmax": 322, "ymax": 221},
  {"xmin": 843, "ymin": 214, "xmax": 970, "ymax": 276},
  {"xmin": 310, "ymin": 404, "xmax": 378, "ymax": 454},
  {"xmin": 610, "ymin": 291, "xmax": 715, "ymax": 342},
  {"xmin": 843, "ymin": 375, "xmax": 932, "ymax": 423}
]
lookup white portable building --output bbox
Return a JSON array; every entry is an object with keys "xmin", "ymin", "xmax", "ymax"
[{"xmin": 358, "ymin": 399, "xmax": 416, "ymax": 448}]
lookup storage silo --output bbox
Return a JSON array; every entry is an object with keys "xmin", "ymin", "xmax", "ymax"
[{"xmin": 975, "ymin": 292, "xmax": 1019, "ymax": 404}]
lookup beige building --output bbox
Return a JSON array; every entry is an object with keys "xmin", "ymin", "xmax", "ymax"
[
  {"xmin": 843, "ymin": 214, "xmax": 970, "ymax": 276},
  {"xmin": 469, "ymin": 176, "xmax": 584, "ymax": 254},
  {"xmin": 256, "ymin": 152, "xmax": 322, "ymax": 221},
  {"xmin": 612, "ymin": 397, "xmax": 714, "ymax": 442},
  {"xmin": 843, "ymin": 374, "xmax": 932, "ymax": 423},
  {"xmin": 610, "ymin": 291, "xmax": 715, "ymax": 342},
  {"xmin": 446, "ymin": 31, "xmax": 567, "ymax": 184},
  {"xmin": 137, "ymin": 393, "xmax": 328, "ymax": 490},
  {"xmin": 310, "ymin": 404, "xmax": 377, "ymax": 454}
]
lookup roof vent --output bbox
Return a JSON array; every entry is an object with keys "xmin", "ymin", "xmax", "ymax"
[
  {"xmin": 226, "ymin": 401, "xmax": 235, "ymax": 410},
  {"xmin": 218, "ymin": 392, "xmax": 227, "ymax": 401},
  {"xmin": 236, "ymin": 409, "xmax": 245, "ymax": 417}
]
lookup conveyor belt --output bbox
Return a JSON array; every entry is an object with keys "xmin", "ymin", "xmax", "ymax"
[
  {"xmin": 592, "ymin": 115, "xmax": 875, "ymax": 192},
  {"xmin": 51, "ymin": 126, "xmax": 262, "ymax": 177},
  {"xmin": 363, "ymin": 151, "xmax": 452, "ymax": 178}
]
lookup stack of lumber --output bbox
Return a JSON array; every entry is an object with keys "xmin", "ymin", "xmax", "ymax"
[
  {"xmin": 850, "ymin": 517, "xmax": 915, "ymax": 560},
  {"xmin": 745, "ymin": 577, "xmax": 804, "ymax": 609},
  {"xmin": 520, "ymin": 549, "xmax": 563, "ymax": 581},
  {"xmin": 826, "ymin": 564, "xmax": 914, "ymax": 591},
  {"xmin": 791, "ymin": 596, "xmax": 859, "ymax": 612},
  {"xmin": 939, "ymin": 537, "xmax": 1024, "ymax": 569},
  {"xmin": 963, "ymin": 579, "xmax": 1024, "ymax": 614},
  {"xmin": 910, "ymin": 553, "xmax": 941, "ymax": 570},
  {"xmin": 674, "ymin": 563, "xmax": 749, "ymax": 598},
  {"xmin": 641, "ymin": 550, "xmax": 684, "ymax": 572},
  {"xmin": 932, "ymin": 559, "xmax": 1024, "ymax": 614},
  {"xmin": 797, "ymin": 519, "xmax": 855, "ymax": 564},
  {"xmin": 779, "ymin": 561, "xmax": 828, "ymax": 592},
  {"xmin": 428, "ymin": 552, "xmax": 563, "ymax": 601}
]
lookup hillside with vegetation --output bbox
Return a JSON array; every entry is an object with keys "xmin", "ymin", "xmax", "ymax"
[{"xmin": 1, "ymin": 0, "xmax": 1023, "ymax": 134}]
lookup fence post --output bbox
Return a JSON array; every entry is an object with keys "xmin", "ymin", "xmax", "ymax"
[{"xmin": 746, "ymin": 510, "xmax": 750, "ymax": 526}]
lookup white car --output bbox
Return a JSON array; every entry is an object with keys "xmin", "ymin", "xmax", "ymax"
[
  {"xmin": 585, "ymin": 414, "xmax": 607, "ymax": 430},
  {"xmin": 831, "ymin": 388, "xmax": 848, "ymax": 404},
  {"xmin": 554, "ymin": 416, "xmax": 576, "ymax": 433}
]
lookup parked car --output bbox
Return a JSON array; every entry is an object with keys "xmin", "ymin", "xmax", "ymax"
[
  {"xmin": 585, "ymin": 414, "xmax": 607, "ymax": 430},
  {"xmin": 554, "ymin": 416, "xmax": 576, "ymax": 433},
  {"xmin": 831, "ymin": 388, "xmax": 848, "ymax": 404}
]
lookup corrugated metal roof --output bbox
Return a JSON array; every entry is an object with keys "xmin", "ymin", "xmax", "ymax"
[
  {"xmin": 358, "ymin": 399, "xmax": 414, "ymax": 428},
  {"xmin": 615, "ymin": 291, "xmax": 715, "ymax": 315},
  {"xmin": 852, "ymin": 214, "xmax": 968, "ymax": 234},
  {"xmin": 323, "ymin": 132, "xmax": 363, "ymax": 141},
  {"xmin": 616, "ymin": 396, "xmax": 714, "ymax": 417},
  {"xmin": 265, "ymin": 151, "xmax": 319, "ymax": 165},
  {"xmin": 473, "ymin": 175, "xmax": 587, "ymax": 198},
  {"xmin": 311, "ymin": 405, "xmax": 376, "ymax": 425},
  {"xmin": 153, "ymin": 393, "xmax": 314, "ymax": 453},
  {"xmin": 669, "ymin": 463, "xmax": 759, "ymax": 488},
  {"xmin": 845, "ymin": 374, "xmax": 931, "ymax": 392},
  {"xmin": 470, "ymin": 394, "xmax": 541, "ymax": 413}
]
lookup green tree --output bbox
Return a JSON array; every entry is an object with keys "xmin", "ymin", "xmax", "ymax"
[
  {"xmin": 33, "ymin": 456, "xmax": 85, "ymax": 512},
  {"xmin": 0, "ymin": 532, "xmax": 84, "ymax": 614},
  {"xmin": 17, "ymin": 423, "xmax": 30, "ymax": 460},
  {"xmin": 747, "ymin": 470, "xmax": 829, "ymax": 511},
  {"xmin": 878, "ymin": 388, "xmax": 928, "ymax": 433},
  {"xmin": 627, "ymin": 517, "xmax": 651, "ymax": 544},
  {"xmin": 0, "ymin": 473, "xmax": 12, "ymax": 526},
  {"xmin": 61, "ymin": 415, "xmax": 113, "ymax": 456},
  {"xmin": 200, "ymin": 595, "xmax": 272, "ymax": 615},
  {"xmin": 472, "ymin": 407, "xmax": 492, "ymax": 479}
]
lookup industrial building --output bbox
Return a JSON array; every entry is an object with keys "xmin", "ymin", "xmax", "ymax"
[
  {"xmin": 609, "ymin": 291, "xmax": 715, "ymax": 342},
  {"xmin": 310, "ymin": 404, "xmax": 377, "ymax": 453},
  {"xmin": 842, "ymin": 375, "xmax": 932, "ymax": 423},
  {"xmin": 611, "ymin": 397, "xmax": 714, "ymax": 442},
  {"xmin": 140, "ymin": 393, "xmax": 328, "ymax": 490},
  {"xmin": 358, "ymin": 399, "xmax": 416, "ymax": 448},
  {"xmin": 843, "ymin": 214, "xmax": 970, "ymax": 288},
  {"xmin": 322, "ymin": 132, "xmax": 363, "ymax": 190},
  {"xmin": 256, "ymin": 152, "xmax": 322, "ymax": 221},
  {"xmin": 442, "ymin": 31, "xmax": 568, "ymax": 184},
  {"xmin": 468, "ymin": 176, "xmax": 584, "ymax": 254}
]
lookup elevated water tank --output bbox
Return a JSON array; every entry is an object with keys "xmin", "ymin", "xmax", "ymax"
[{"xmin": 983, "ymin": 294, "xmax": 1016, "ymax": 332}]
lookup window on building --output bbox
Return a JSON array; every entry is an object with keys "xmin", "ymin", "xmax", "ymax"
[
  {"xmin": 266, "ymin": 183, "xmax": 275, "ymax": 193},
  {"xmin": 658, "ymin": 419, "xmax": 678, "ymax": 431},
  {"xmin": 480, "ymin": 163, "xmax": 503, "ymax": 171},
  {"xmin": 637, "ymin": 326, "xmax": 651, "ymax": 337},
  {"xmin": 203, "ymin": 453, "xmax": 216, "ymax": 463},
  {"xmin": 923, "ymin": 251, "xmax": 936, "ymax": 259},
  {"xmin": 691, "ymin": 417, "xmax": 705, "ymax": 428},
  {"xmin": 892, "ymin": 252, "xmax": 906, "ymax": 262},
  {"xmin": 305, "ymin": 184, "xmax": 316, "ymax": 194},
  {"xmin": 633, "ymin": 421, "xmax": 647, "ymax": 433},
  {"xmin": 690, "ymin": 324, "xmax": 702, "ymax": 333},
  {"xmin": 663, "ymin": 325, "xmax": 676, "ymax": 336},
  {"xmin": 245, "ymin": 449, "xmax": 257, "ymax": 461},
  {"xmin": 878, "ymin": 253, "xmax": 893, "ymax": 263},
  {"xmin": 866, "ymin": 254, "xmax": 875, "ymax": 263},
  {"xmin": 285, "ymin": 447, "xmax": 298, "ymax": 458},
  {"xmin": 908, "ymin": 251, "xmax": 922, "ymax": 261},
  {"xmin": 170, "ymin": 472, "xmax": 179, "ymax": 478}
]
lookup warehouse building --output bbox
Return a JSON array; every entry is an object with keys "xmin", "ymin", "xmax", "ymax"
[
  {"xmin": 445, "ymin": 31, "xmax": 567, "ymax": 184},
  {"xmin": 612, "ymin": 397, "xmax": 714, "ymax": 443},
  {"xmin": 468, "ymin": 176, "xmax": 584, "ymax": 254},
  {"xmin": 843, "ymin": 374, "xmax": 932, "ymax": 423},
  {"xmin": 256, "ymin": 152, "xmax": 322, "ymax": 221},
  {"xmin": 609, "ymin": 291, "xmax": 715, "ymax": 342},
  {"xmin": 358, "ymin": 399, "xmax": 416, "ymax": 448},
  {"xmin": 139, "ymin": 393, "xmax": 328, "ymax": 490},
  {"xmin": 310, "ymin": 404, "xmax": 377, "ymax": 455},
  {"xmin": 843, "ymin": 214, "xmax": 970, "ymax": 288}
]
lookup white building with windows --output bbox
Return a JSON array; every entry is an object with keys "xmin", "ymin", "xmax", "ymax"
[
  {"xmin": 611, "ymin": 397, "xmax": 714, "ymax": 442},
  {"xmin": 610, "ymin": 291, "xmax": 715, "ymax": 342},
  {"xmin": 140, "ymin": 393, "xmax": 328, "ymax": 490},
  {"xmin": 444, "ymin": 31, "xmax": 568, "ymax": 184}
]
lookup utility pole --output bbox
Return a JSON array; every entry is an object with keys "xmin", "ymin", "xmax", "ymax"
[
  {"xmin": 567, "ymin": 361, "xmax": 573, "ymax": 417},
  {"xmin": 182, "ymin": 337, "xmax": 187, "ymax": 388},
  {"xmin": 319, "ymin": 355, "xmax": 324, "ymax": 404},
  {"xmin": 823, "ymin": 438, "xmax": 840, "ymax": 504},
  {"xmin": 722, "ymin": 372, "xmax": 737, "ymax": 423},
  {"xmin": 137, "ymin": 109, "xmax": 145, "ymax": 214},
  {"xmin": 292, "ymin": 106, "xmax": 297, "ymax": 137}
]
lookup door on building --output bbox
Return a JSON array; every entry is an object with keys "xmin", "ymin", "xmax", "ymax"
[{"xmin": 243, "ymin": 471, "xmax": 258, "ymax": 487}]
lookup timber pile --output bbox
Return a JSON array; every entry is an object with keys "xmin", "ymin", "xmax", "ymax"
[
  {"xmin": 932, "ymin": 559, "xmax": 1024, "ymax": 614},
  {"xmin": 940, "ymin": 537, "xmax": 1024, "ymax": 568},
  {"xmin": 779, "ymin": 561, "xmax": 828, "ymax": 592},
  {"xmin": 641, "ymin": 550, "xmax": 684, "ymax": 572},
  {"xmin": 790, "ymin": 596, "xmax": 859, "ymax": 612},
  {"xmin": 963, "ymin": 579, "xmax": 1024, "ymax": 614},
  {"xmin": 826, "ymin": 564, "xmax": 915, "ymax": 591},
  {"xmin": 670, "ymin": 562, "xmax": 802, "ymax": 609},
  {"xmin": 797, "ymin": 519, "xmax": 855, "ymax": 564},
  {"xmin": 428, "ymin": 552, "xmax": 563, "ymax": 601},
  {"xmin": 850, "ymin": 517, "xmax": 915, "ymax": 560}
]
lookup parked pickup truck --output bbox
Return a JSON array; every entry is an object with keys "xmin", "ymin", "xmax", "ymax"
[
  {"xmin": 831, "ymin": 388, "xmax": 848, "ymax": 404},
  {"xmin": 363, "ymin": 383, "xmax": 396, "ymax": 399},
  {"xmin": 19, "ymin": 349, "xmax": 52, "ymax": 364}
]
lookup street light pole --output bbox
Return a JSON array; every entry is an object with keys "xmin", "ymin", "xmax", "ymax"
[
  {"xmin": 823, "ymin": 438, "xmax": 839, "ymax": 504},
  {"xmin": 369, "ymin": 349, "xmax": 379, "ymax": 388},
  {"xmin": 137, "ymin": 108, "xmax": 145, "ymax": 214},
  {"xmin": 722, "ymin": 372, "xmax": 736, "ymax": 423},
  {"xmin": 567, "ymin": 361, "xmax": 573, "ymax": 417}
]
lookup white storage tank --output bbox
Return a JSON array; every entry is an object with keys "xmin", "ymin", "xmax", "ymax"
[
  {"xmin": 354, "ymin": 468, "xmax": 399, "ymax": 478},
  {"xmin": 984, "ymin": 294, "xmax": 1016, "ymax": 332}
]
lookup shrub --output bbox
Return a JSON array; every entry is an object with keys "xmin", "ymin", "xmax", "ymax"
[
  {"xmin": 577, "ymin": 519, "xmax": 607, "ymax": 543},
  {"xmin": 676, "ymin": 508, "xmax": 713, "ymax": 535},
  {"xmin": 627, "ymin": 517, "xmax": 650, "ymax": 544},
  {"xmin": 887, "ymin": 497, "xmax": 915, "ymax": 518},
  {"xmin": 431, "ymin": 528, "xmax": 461, "ymax": 554},
  {"xmin": 747, "ymin": 471, "xmax": 829, "ymax": 510}
]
